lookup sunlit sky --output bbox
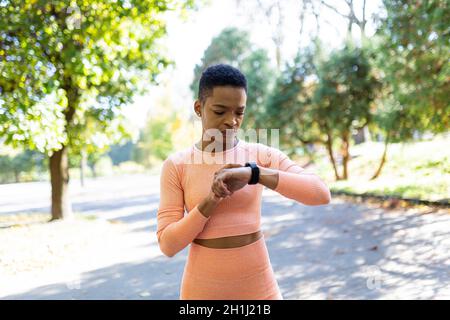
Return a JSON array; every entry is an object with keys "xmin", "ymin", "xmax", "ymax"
[{"xmin": 123, "ymin": 0, "xmax": 383, "ymax": 133}]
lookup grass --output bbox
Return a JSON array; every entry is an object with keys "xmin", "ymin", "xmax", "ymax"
[
  {"xmin": 0, "ymin": 213, "xmax": 51, "ymax": 229},
  {"xmin": 315, "ymin": 134, "xmax": 450, "ymax": 202},
  {"xmin": 0, "ymin": 212, "xmax": 99, "ymax": 229}
]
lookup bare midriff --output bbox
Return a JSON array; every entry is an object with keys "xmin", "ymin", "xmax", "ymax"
[{"xmin": 193, "ymin": 230, "xmax": 263, "ymax": 249}]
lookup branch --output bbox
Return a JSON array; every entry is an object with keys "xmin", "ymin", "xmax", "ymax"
[
  {"xmin": 362, "ymin": 0, "xmax": 367, "ymax": 24},
  {"xmin": 319, "ymin": 0, "xmax": 351, "ymax": 20},
  {"xmin": 256, "ymin": 0, "xmax": 276, "ymax": 20},
  {"xmin": 298, "ymin": 0, "xmax": 309, "ymax": 46},
  {"xmin": 307, "ymin": 0, "xmax": 322, "ymax": 36},
  {"xmin": 354, "ymin": 121, "xmax": 369, "ymax": 131},
  {"xmin": 360, "ymin": 0, "xmax": 367, "ymax": 37}
]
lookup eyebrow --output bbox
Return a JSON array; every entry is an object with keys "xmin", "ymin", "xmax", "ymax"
[{"xmin": 212, "ymin": 104, "xmax": 246, "ymax": 109}]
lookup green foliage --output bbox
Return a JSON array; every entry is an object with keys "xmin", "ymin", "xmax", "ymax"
[
  {"xmin": 113, "ymin": 161, "xmax": 146, "ymax": 175},
  {"xmin": 0, "ymin": 0, "xmax": 194, "ymax": 156},
  {"xmin": 190, "ymin": 27, "xmax": 251, "ymax": 97},
  {"xmin": 264, "ymin": 45, "xmax": 320, "ymax": 155},
  {"xmin": 93, "ymin": 155, "xmax": 114, "ymax": 177},
  {"xmin": 239, "ymin": 48, "xmax": 274, "ymax": 128},
  {"xmin": 108, "ymin": 141, "xmax": 135, "ymax": 165},
  {"xmin": 133, "ymin": 114, "xmax": 175, "ymax": 167},
  {"xmin": 265, "ymin": 41, "xmax": 380, "ymax": 179},
  {"xmin": 0, "ymin": 149, "xmax": 46, "ymax": 183},
  {"xmin": 376, "ymin": 0, "xmax": 450, "ymax": 134},
  {"xmin": 313, "ymin": 41, "xmax": 380, "ymax": 136},
  {"xmin": 319, "ymin": 135, "xmax": 450, "ymax": 201},
  {"xmin": 190, "ymin": 27, "xmax": 274, "ymax": 128}
]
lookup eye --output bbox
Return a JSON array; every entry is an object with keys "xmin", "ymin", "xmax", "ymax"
[
  {"xmin": 236, "ymin": 112, "xmax": 244, "ymax": 116},
  {"xmin": 214, "ymin": 111, "xmax": 225, "ymax": 115}
]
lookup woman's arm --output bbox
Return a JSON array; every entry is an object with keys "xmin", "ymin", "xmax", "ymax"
[
  {"xmin": 157, "ymin": 158, "xmax": 225, "ymax": 258},
  {"xmin": 264, "ymin": 147, "xmax": 331, "ymax": 205},
  {"xmin": 258, "ymin": 166, "xmax": 331, "ymax": 205},
  {"xmin": 212, "ymin": 156, "xmax": 330, "ymax": 206}
]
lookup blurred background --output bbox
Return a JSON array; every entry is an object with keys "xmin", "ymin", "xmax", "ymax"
[{"xmin": 0, "ymin": 0, "xmax": 449, "ymax": 300}]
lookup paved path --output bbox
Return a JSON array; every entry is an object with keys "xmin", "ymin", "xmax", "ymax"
[{"xmin": 1, "ymin": 174, "xmax": 449, "ymax": 299}]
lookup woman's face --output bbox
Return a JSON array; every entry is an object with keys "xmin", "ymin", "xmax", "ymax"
[{"xmin": 194, "ymin": 86, "xmax": 247, "ymax": 145}]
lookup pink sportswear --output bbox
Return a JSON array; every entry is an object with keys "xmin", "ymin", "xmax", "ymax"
[{"xmin": 157, "ymin": 140, "xmax": 331, "ymax": 257}]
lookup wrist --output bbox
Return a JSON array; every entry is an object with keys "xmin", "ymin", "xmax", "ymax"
[
  {"xmin": 207, "ymin": 191, "xmax": 222, "ymax": 204},
  {"xmin": 258, "ymin": 166, "xmax": 279, "ymax": 190},
  {"xmin": 198, "ymin": 192, "xmax": 220, "ymax": 218},
  {"xmin": 245, "ymin": 162, "xmax": 260, "ymax": 184},
  {"xmin": 244, "ymin": 167, "xmax": 252, "ymax": 183}
]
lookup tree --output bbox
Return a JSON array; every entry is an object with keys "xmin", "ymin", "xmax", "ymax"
[
  {"xmin": 0, "ymin": 0, "xmax": 194, "ymax": 220},
  {"xmin": 264, "ymin": 45, "xmax": 321, "ymax": 157},
  {"xmin": 266, "ymin": 42, "xmax": 380, "ymax": 180},
  {"xmin": 190, "ymin": 27, "xmax": 274, "ymax": 128},
  {"xmin": 108, "ymin": 141, "xmax": 135, "ymax": 166},
  {"xmin": 235, "ymin": 0, "xmax": 291, "ymax": 70},
  {"xmin": 376, "ymin": 0, "xmax": 450, "ymax": 134},
  {"xmin": 133, "ymin": 114, "xmax": 175, "ymax": 167},
  {"xmin": 368, "ymin": 94, "xmax": 403, "ymax": 180},
  {"xmin": 0, "ymin": 149, "xmax": 46, "ymax": 183},
  {"xmin": 314, "ymin": 42, "xmax": 380, "ymax": 179},
  {"xmin": 364, "ymin": 0, "xmax": 450, "ymax": 179},
  {"xmin": 190, "ymin": 27, "xmax": 250, "ymax": 97},
  {"xmin": 318, "ymin": 0, "xmax": 371, "ymax": 40}
]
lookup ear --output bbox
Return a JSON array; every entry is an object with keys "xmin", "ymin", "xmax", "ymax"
[{"xmin": 194, "ymin": 100, "xmax": 202, "ymax": 117}]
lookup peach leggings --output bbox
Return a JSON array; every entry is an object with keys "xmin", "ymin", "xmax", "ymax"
[{"xmin": 180, "ymin": 235, "xmax": 283, "ymax": 300}]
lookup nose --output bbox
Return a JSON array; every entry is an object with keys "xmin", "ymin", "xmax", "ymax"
[{"xmin": 224, "ymin": 114, "xmax": 237, "ymax": 129}]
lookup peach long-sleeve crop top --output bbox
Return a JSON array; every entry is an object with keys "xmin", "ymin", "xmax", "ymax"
[{"xmin": 156, "ymin": 139, "xmax": 331, "ymax": 257}]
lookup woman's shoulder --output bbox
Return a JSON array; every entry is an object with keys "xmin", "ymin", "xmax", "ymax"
[
  {"xmin": 165, "ymin": 146, "xmax": 193, "ymax": 164},
  {"xmin": 160, "ymin": 146, "xmax": 194, "ymax": 179}
]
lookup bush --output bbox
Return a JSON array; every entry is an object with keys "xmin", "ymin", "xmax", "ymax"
[
  {"xmin": 113, "ymin": 161, "xmax": 146, "ymax": 175},
  {"xmin": 93, "ymin": 156, "xmax": 114, "ymax": 177}
]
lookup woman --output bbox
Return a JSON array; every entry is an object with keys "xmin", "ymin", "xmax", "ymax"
[{"xmin": 157, "ymin": 64, "xmax": 331, "ymax": 300}]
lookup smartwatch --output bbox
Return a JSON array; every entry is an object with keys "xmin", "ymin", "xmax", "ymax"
[{"xmin": 245, "ymin": 162, "xmax": 260, "ymax": 185}]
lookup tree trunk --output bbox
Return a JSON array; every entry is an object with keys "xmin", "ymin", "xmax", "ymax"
[
  {"xmin": 325, "ymin": 131, "xmax": 341, "ymax": 180},
  {"xmin": 80, "ymin": 149, "xmax": 87, "ymax": 187},
  {"xmin": 80, "ymin": 160, "xmax": 84, "ymax": 187},
  {"xmin": 275, "ymin": 45, "xmax": 281, "ymax": 71},
  {"xmin": 91, "ymin": 164, "xmax": 97, "ymax": 178},
  {"xmin": 360, "ymin": 0, "xmax": 367, "ymax": 42},
  {"xmin": 341, "ymin": 132, "xmax": 350, "ymax": 180},
  {"xmin": 49, "ymin": 146, "xmax": 73, "ymax": 221},
  {"xmin": 371, "ymin": 134, "xmax": 390, "ymax": 180},
  {"xmin": 46, "ymin": 65, "xmax": 77, "ymax": 221}
]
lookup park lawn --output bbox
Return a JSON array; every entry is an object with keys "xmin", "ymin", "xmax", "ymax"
[
  {"xmin": 315, "ymin": 134, "xmax": 450, "ymax": 202},
  {"xmin": 0, "ymin": 212, "xmax": 99, "ymax": 228}
]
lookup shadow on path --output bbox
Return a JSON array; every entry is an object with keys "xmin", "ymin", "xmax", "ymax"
[{"xmin": 3, "ymin": 193, "xmax": 450, "ymax": 299}]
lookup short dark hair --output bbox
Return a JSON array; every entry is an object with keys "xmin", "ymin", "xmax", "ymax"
[{"xmin": 198, "ymin": 64, "xmax": 247, "ymax": 102}]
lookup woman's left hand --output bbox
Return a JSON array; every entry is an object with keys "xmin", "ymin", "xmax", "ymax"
[{"xmin": 212, "ymin": 163, "xmax": 252, "ymax": 197}]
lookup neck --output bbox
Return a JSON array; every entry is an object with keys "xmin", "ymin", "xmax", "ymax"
[{"xmin": 197, "ymin": 136, "xmax": 238, "ymax": 153}]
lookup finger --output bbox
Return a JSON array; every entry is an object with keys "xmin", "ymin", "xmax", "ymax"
[
  {"xmin": 220, "ymin": 180, "xmax": 232, "ymax": 196},
  {"xmin": 211, "ymin": 193, "xmax": 223, "ymax": 202},
  {"xmin": 213, "ymin": 179, "xmax": 230, "ymax": 197},
  {"xmin": 209, "ymin": 191, "xmax": 223, "ymax": 203},
  {"xmin": 211, "ymin": 183, "xmax": 223, "ymax": 197},
  {"xmin": 213, "ymin": 192, "xmax": 226, "ymax": 202},
  {"xmin": 221, "ymin": 181, "xmax": 232, "ymax": 196},
  {"xmin": 213, "ymin": 181, "xmax": 228, "ymax": 198}
]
